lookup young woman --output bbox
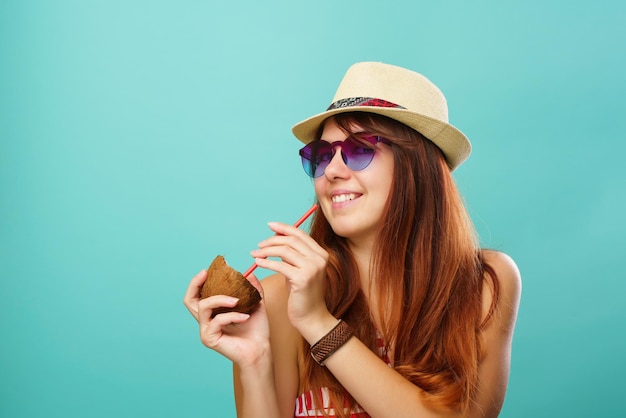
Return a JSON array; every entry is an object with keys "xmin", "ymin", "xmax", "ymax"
[{"xmin": 184, "ymin": 62, "xmax": 521, "ymax": 418}]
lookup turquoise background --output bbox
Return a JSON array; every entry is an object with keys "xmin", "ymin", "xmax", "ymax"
[{"xmin": 1, "ymin": 1, "xmax": 624, "ymax": 417}]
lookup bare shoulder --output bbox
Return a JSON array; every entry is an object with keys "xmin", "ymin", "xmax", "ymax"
[
  {"xmin": 260, "ymin": 273, "xmax": 299, "ymax": 342},
  {"xmin": 260, "ymin": 274, "xmax": 289, "ymax": 315},
  {"xmin": 469, "ymin": 251, "xmax": 522, "ymax": 415},
  {"xmin": 481, "ymin": 250, "xmax": 522, "ymax": 336},
  {"xmin": 482, "ymin": 250, "xmax": 521, "ymax": 282},
  {"xmin": 261, "ymin": 273, "xmax": 290, "ymax": 311},
  {"xmin": 482, "ymin": 250, "xmax": 522, "ymax": 303}
]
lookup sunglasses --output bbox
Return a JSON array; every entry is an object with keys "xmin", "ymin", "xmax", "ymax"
[{"xmin": 299, "ymin": 135, "xmax": 391, "ymax": 178}]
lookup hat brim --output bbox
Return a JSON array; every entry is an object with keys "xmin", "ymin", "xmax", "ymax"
[{"xmin": 292, "ymin": 106, "xmax": 471, "ymax": 171}]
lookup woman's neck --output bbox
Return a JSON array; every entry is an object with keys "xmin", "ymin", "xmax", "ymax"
[
  {"xmin": 347, "ymin": 237, "xmax": 375, "ymax": 299},
  {"xmin": 347, "ymin": 235, "xmax": 388, "ymax": 333}
]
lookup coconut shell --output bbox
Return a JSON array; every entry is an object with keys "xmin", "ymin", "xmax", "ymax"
[{"xmin": 200, "ymin": 255, "xmax": 262, "ymax": 317}]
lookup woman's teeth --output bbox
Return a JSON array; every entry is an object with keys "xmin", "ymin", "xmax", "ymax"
[{"xmin": 332, "ymin": 193, "xmax": 356, "ymax": 203}]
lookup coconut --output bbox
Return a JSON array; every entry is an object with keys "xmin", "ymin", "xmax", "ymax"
[{"xmin": 200, "ymin": 255, "xmax": 262, "ymax": 317}]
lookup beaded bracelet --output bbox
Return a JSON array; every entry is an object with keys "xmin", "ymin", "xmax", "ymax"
[{"xmin": 310, "ymin": 320, "xmax": 354, "ymax": 366}]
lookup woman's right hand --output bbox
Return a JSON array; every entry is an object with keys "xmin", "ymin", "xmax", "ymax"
[{"xmin": 183, "ymin": 270, "xmax": 271, "ymax": 367}]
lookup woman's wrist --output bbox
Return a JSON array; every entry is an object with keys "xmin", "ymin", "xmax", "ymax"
[
  {"xmin": 295, "ymin": 313, "xmax": 341, "ymax": 346},
  {"xmin": 235, "ymin": 340, "xmax": 273, "ymax": 370},
  {"xmin": 310, "ymin": 319, "xmax": 354, "ymax": 365}
]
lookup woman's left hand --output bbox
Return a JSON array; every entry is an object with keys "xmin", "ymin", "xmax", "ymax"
[{"xmin": 250, "ymin": 222, "xmax": 333, "ymax": 337}]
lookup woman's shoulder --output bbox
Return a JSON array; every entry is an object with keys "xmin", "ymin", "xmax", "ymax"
[
  {"xmin": 482, "ymin": 250, "xmax": 521, "ymax": 291},
  {"xmin": 261, "ymin": 273, "xmax": 290, "ymax": 313},
  {"xmin": 480, "ymin": 250, "xmax": 522, "ymax": 331},
  {"xmin": 260, "ymin": 272, "xmax": 301, "ymax": 344}
]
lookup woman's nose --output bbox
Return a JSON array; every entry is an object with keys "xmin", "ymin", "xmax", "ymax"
[{"xmin": 323, "ymin": 147, "xmax": 351, "ymax": 179}]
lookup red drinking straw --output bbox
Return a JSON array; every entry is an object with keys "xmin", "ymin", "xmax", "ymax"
[{"xmin": 243, "ymin": 203, "xmax": 319, "ymax": 278}]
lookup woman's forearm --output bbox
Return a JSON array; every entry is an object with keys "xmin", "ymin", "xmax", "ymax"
[
  {"xmin": 322, "ymin": 337, "xmax": 446, "ymax": 418},
  {"xmin": 233, "ymin": 346, "xmax": 281, "ymax": 418}
]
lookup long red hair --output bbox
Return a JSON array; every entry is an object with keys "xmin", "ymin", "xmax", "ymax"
[{"xmin": 299, "ymin": 113, "xmax": 499, "ymax": 416}]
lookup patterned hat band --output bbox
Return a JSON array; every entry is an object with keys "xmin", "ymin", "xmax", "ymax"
[{"xmin": 326, "ymin": 97, "xmax": 406, "ymax": 111}]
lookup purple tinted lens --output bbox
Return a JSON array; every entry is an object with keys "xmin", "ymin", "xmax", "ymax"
[{"xmin": 299, "ymin": 136, "xmax": 382, "ymax": 178}]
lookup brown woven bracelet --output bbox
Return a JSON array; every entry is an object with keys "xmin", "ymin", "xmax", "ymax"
[{"xmin": 310, "ymin": 320, "xmax": 354, "ymax": 366}]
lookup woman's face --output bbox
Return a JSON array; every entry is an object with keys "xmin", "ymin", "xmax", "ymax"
[{"xmin": 314, "ymin": 118, "xmax": 395, "ymax": 246}]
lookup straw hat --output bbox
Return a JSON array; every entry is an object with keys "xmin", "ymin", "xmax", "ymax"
[{"xmin": 292, "ymin": 62, "xmax": 471, "ymax": 170}]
